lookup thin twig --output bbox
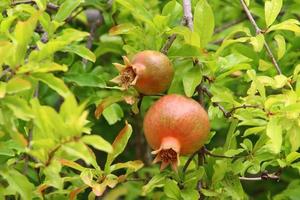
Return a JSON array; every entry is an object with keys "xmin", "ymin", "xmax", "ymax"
[
  {"xmin": 239, "ymin": 172, "xmax": 280, "ymax": 181},
  {"xmin": 182, "ymin": 150, "xmax": 199, "ymax": 173},
  {"xmin": 161, "ymin": 34, "xmax": 177, "ymax": 55},
  {"xmin": 200, "ymin": 85, "xmax": 230, "ymax": 117},
  {"xmin": 239, "ymin": 0, "xmax": 282, "ymax": 75},
  {"xmin": 0, "ymin": 68, "xmax": 11, "ymax": 79},
  {"xmin": 214, "ymin": 17, "xmax": 247, "ymax": 34}
]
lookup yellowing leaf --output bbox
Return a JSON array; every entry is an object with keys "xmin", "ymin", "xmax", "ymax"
[
  {"xmin": 266, "ymin": 117, "xmax": 282, "ymax": 154},
  {"xmin": 249, "ymin": 34, "xmax": 265, "ymax": 52},
  {"xmin": 267, "ymin": 19, "xmax": 300, "ymax": 33},
  {"xmin": 274, "ymin": 34, "xmax": 286, "ymax": 60},
  {"xmin": 6, "ymin": 77, "xmax": 31, "ymax": 94},
  {"xmin": 265, "ymin": 0, "xmax": 283, "ymax": 27},
  {"xmin": 13, "ymin": 11, "xmax": 40, "ymax": 67}
]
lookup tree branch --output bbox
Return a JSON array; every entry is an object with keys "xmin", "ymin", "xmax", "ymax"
[
  {"xmin": 161, "ymin": 34, "xmax": 177, "ymax": 55},
  {"xmin": 239, "ymin": 0, "xmax": 282, "ymax": 75},
  {"xmin": 182, "ymin": 0, "xmax": 193, "ymax": 31},
  {"xmin": 214, "ymin": 17, "xmax": 247, "ymax": 34},
  {"xmin": 239, "ymin": 171, "xmax": 280, "ymax": 181}
]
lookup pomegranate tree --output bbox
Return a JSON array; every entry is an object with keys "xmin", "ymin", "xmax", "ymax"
[
  {"xmin": 111, "ymin": 50, "xmax": 174, "ymax": 95},
  {"xmin": 143, "ymin": 94, "xmax": 210, "ymax": 171}
]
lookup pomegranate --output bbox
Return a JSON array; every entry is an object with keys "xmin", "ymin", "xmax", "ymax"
[
  {"xmin": 111, "ymin": 50, "xmax": 174, "ymax": 95},
  {"xmin": 143, "ymin": 94, "xmax": 210, "ymax": 171}
]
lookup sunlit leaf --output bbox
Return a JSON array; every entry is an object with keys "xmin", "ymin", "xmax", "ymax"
[
  {"xmin": 265, "ymin": 0, "xmax": 283, "ymax": 27},
  {"xmin": 194, "ymin": 0, "xmax": 215, "ymax": 48},
  {"xmin": 105, "ymin": 122, "xmax": 132, "ymax": 172}
]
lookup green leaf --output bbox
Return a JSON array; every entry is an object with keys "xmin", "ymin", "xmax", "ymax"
[
  {"xmin": 273, "ymin": 180, "xmax": 300, "ymax": 200},
  {"xmin": 286, "ymin": 152, "xmax": 300, "ymax": 165},
  {"xmin": 0, "ymin": 82, "xmax": 6, "ymax": 98},
  {"xmin": 63, "ymin": 44, "xmax": 96, "ymax": 62},
  {"xmin": 243, "ymin": 126, "xmax": 265, "ymax": 137},
  {"xmin": 13, "ymin": 11, "xmax": 40, "ymax": 67},
  {"xmin": 6, "ymin": 77, "xmax": 31, "ymax": 94},
  {"xmin": 3, "ymin": 96, "xmax": 34, "ymax": 121},
  {"xmin": 103, "ymin": 103, "xmax": 124, "ymax": 125},
  {"xmin": 164, "ymin": 179, "xmax": 181, "ymax": 200},
  {"xmin": 110, "ymin": 160, "xmax": 144, "ymax": 172},
  {"xmin": 34, "ymin": 0, "xmax": 47, "ymax": 10},
  {"xmin": 61, "ymin": 141, "xmax": 99, "ymax": 169},
  {"xmin": 249, "ymin": 34, "xmax": 265, "ymax": 52},
  {"xmin": 64, "ymin": 73, "xmax": 106, "ymax": 88},
  {"xmin": 224, "ymin": 149, "xmax": 245, "ymax": 157},
  {"xmin": 105, "ymin": 122, "xmax": 132, "ymax": 172},
  {"xmin": 0, "ymin": 167, "xmax": 35, "ymax": 200},
  {"xmin": 289, "ymin": 125, "xmax": 300, "ymax": 152},
  {"xmin": 31, "ymin": 73, "xmax": 70, "ymax": 98},
  {"xmin": 17, "ymin": 62, "xmax": 68, "ymax": 74},
  {"xmin": 258, "ymin": 59, "xmax": 273, "ymax": 71},
  {"xmin": 182, "ymin": 66, "xmax": 202, "ymax": 97},
  {"xmin": 81, "ymin": 135, "xmax": 113, "ymax": 153},
  {"xmin": 54, "ymin": 0, "xmax": 83, "ymax": 22},
  {"xmin": 181, "ymin": 189, "xmax": 200, "ymax": 200},
  {"xmin": 266, "ymin": 117, "xmax": 282, "ymax": 154},
  {"xmin": 274, "ymin": 34, "xmax": 286, "ymax": 60},
  {"xmin": 194, "ymin": 0, "xmax": 215, "ymax": 48},
  {"xmin": 44, "ymin": 159, "xmax": 63, "ymax": 189},
  {"xmin": 265, "ymin": 0, "xmax": 283, "ymax": 27},
  {"xmin": 142, "ymin": 172, "xmax": 168, "ymax": 196},
  {"xmin": 267, "ymin": 19, "xmax": 300, "ymax": 33}
]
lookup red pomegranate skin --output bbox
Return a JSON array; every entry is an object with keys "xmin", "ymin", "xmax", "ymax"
[
  {"xmin": 143, "ymin": 94, "xmax": 210, "ymax": 157},
  {"xmin": 131, "ymin": 50, "xmax": 174, "ymax": 95}
]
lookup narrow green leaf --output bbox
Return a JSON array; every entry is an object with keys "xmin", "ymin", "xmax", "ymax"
[
  {"xmin": 63, "ymin": 45, "xmax": 96, "ymax": 62},
  {"xmin": 266, "ymin": 117, "xmax": 282, "ymax": 154},
  {"xmin": 64, "ymin": 73, "xmax": 106, "ymax": 88},
  {"xmin": 81, "ymin": 135, "xmax": 113, "ymax": 153},
  {"xmin": 105, "ymin": 122, "xmax": 132, "ymax": 172},
  {"xmin": 286, "ymin": 152, "xmax": 300, "ymax": 165},
  {"xmin": 194, "ymin": 0, "xmax": 215, "ymax": 48},
  {"xmin": 6, "ymin": 77, "xmax": 31, "ymax": 94},
  {"xmin": 34, "ymin": 0, "xmax": 47, "ymax": 10},
  {"xmin": 13, "ymin": 11, "xmax": 40, "ymax": 66},
  {"xmin": 265, "ymin": 0, "xmax": 283, "ymax": 27},
  {"xmin": 274, "ymin": 34, "xmax": 286, "ymax": 60},
  {"xmin": 62, "ymin": 141, "xmax": 99, "ymax": 169},
  {"xmin": 182, "ymin": 66, "xmax": 202, "ymax": 97},
  {"xmin": 110, "ymin": 160, "xmax": 144, "ymax": 172},
  {"xmin": 54, "ymin": 0, "xmax": 83, "ymax": 22},
  {"xmin": 0, "ymin": 82, "xmax": 6, "ymax": 98},
  {"xmin": 267, "ymin": 19, "xmax": 300, "ymax": 33},
  {"xmin": 31, "ymin": 73, "xmax": 70, "ymax": 98},
  {"xmin": 3, "ymin": 96, "xmax": 34, "ymax": 121}
]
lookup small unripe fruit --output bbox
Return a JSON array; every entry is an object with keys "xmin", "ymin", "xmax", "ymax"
[
  {"xmin": 111, "ymin": 50, "xmax": 174, "ymax": 95},
  {"xmin": 143, "ymin": 94, "xmax": 210, "ymax": 171}
]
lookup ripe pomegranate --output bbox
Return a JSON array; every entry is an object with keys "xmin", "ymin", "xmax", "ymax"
[
  {"xmin": 143, "ymin": 94, "xmax": 210, "ymax": 171},
  {"xmin": 111, "ymin": 50, "xmax": 174, "ymax": 95}
]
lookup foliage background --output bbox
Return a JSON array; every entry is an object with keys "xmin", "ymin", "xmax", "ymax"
[{"xmin": 0, "ymin": 0, "xmax": 300, "ymax": 199}]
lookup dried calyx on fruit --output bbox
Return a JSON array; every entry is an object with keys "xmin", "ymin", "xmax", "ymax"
[
  {"xmin": 111, "ymin": 50, "xmax": 174, "ymax": 95},
  {"xmin": 143, "ymin": 94, "xmax": 210, "ymax": 171}
]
